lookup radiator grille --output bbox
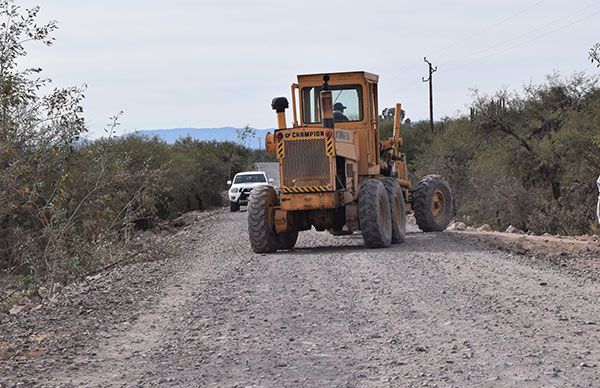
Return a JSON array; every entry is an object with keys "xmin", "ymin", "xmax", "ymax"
[{"xmin": 282, "ymin": 138, "xmax": 331, "ymax": 188}]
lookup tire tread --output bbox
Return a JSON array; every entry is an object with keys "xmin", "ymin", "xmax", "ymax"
[
  {"xmin": 413, "ymin": 174, "xmax": 453, "ymax": 232},
  {"xmin": 358, "ymin": 179, "xmax": 392, "ymax": 248},
  {"xmin": 247, "ymin": 186, "xmax": 278, "ymax": 253}
]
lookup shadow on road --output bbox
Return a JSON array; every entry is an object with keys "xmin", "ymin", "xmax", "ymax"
[{"xmin": 272, "ymin": 230, "xmax": 486, "ymax": 256}]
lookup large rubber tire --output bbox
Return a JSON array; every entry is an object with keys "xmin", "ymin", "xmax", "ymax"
[
  {"xmin": 413, "ymin": 174, "xmax": 453, "ymax": 232},
  {"xmin": 278, "ymin": 231, "xmax": 299, "ymax": 250},
  {"xmin": 358, "ymin": 179, "xmax": 392, "ymax": 248},
  {"xmin": 247, "ymin": 186, "xmax": 279, "ymax": 253},
  {"xmin": 383, "ymin": 178, "xmax": 407, "ymax": 244},
  {"xmin": 230, "ymin": 201, "xmax": 239, "ymax": 212}
]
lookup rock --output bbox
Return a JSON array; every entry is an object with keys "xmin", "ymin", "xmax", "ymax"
[
  {"xmin": 9, "ymin": 304, "xmax": 25, "ymax": 315},
  {"xmin": 477, "ymin": 224, "xmax": 492, "ymax": 232},
  {"xmin": 448, "ymin": 222, "xmax": 467, "ymax": 231},
  {"xmin": 50, "ymin": 283, "xmax": 62, "ymax": 297},
  {"xmin": 505, "ymin": 225, "xmax": 520, "ymax": 234},
  {"xmin": 86, "ymin": 274, "xmax": 102, "ymax": 281},
  {"xmin": 171, "ymin": 217, "xmax": 186, "ymax": 228},
  {"xmin": 170, "ymin": 211, "xmax": 203, "ymax": 228},
  {"xmin": 579, "ymin": 362, "xmax": 594, "ymax": 368},
  {"xmin": 37, "ymin": 286, "xmax": 50, "ymax": 299}
]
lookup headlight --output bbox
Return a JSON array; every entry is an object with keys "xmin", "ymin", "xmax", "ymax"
[{"xmin": 230, "ymin": 187, "xmax": 238, "ymax": 193}]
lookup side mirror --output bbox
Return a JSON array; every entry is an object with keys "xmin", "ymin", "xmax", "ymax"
[
  {"xmin": 227, "ymin": 180, "xmax": 232, "ymax": 185},
  {"xmin": 268, "ymin": 178, "xmax": 274, "ymax": 184}
]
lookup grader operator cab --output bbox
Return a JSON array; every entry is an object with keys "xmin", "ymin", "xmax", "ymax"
[{"xmin": 247, "ymin": 71, "xmax": 453, "ymax": 253}]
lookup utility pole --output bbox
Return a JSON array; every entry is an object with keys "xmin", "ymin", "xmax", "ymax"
[{"xmin": 422, "ymin": 57, "xmax": 437, "ymax": 133}]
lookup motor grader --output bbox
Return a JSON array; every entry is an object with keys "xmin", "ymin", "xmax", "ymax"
[{"xmin": 247, "ymin": 71, "xmax": 453, "ymax": 253}]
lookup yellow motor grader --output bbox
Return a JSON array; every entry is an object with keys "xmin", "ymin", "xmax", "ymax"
[{"xmin": 247, "ymin": 71, "xmax": 453, "ymax": 252}]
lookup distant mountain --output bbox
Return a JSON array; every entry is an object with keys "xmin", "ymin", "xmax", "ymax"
[{"xmin": 129, "ymin": 127, "xmax": 273, "ymax": 149}]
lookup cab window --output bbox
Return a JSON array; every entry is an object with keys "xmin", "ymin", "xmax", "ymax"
[{"xmin": 301, "ymin": 85, "xmax": 363, "ymax": 124}]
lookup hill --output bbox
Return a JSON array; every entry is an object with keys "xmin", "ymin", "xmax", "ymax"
[{"xmin": 130, "ymin": 127, "xmax": 272, "ymax": 148}]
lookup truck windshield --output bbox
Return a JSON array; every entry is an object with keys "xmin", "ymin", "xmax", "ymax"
[
  {"xmin": 234, "ymin": 174, "xmax": 266, "ymax": 184},
  {"xmin": 301, "ymin": 85, "xmax": 363, "ymax": 124}
]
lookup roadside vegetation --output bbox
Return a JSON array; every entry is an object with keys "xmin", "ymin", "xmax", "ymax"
[
  {"xmin": 382, "ymin": 72, "xmax": 600, "ymax": 236},
  {"xmin": 0, "ymin": 2, "xmax": 268, "ymax": 294}
]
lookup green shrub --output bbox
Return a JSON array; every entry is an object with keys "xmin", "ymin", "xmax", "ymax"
[{"xmin": 0, "ymin": 2, "xmax": 271, "ymax": 288}]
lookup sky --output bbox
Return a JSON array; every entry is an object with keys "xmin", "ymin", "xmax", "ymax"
[{"xmin": 16, "ymin": 0, "xmax": 600, "ymax": 137}]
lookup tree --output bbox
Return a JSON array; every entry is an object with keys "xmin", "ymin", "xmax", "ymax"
[
  {"xmin": 235, "ymin": 124, "xmax": 256, "ymax": 146},
  {"xmin": 227, "ymin": 124, "xmax": 256, "ymax": 177},
  {"xmin": 380, "ymin": 107, "xmax": 405, "ymax": 123},
  {"xmin": 590, "ymin": 43, "xmax": 600, "ymax": 68},
  {"xmin": 0, "ymin": 1, "xmax": 93, "ymax": 283},
  {"xmin": 379, "ymin": 107, "xmax": 407, "ymax": 140}
]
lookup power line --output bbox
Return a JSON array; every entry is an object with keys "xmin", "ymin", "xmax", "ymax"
[
  {"xmin": 444, "ymin": 8, "xmax": 600, "ymax": 72},
  {"xmin": 432, "ymin": 0, "xmax": 547, "ymax": 57},
  {"xmin": 388, "ymin": 0, "xmax": 548, "ymax": 80},
  {"xmin": 439, "ymin": 1, "xmax": 600, "ymax": 68}
]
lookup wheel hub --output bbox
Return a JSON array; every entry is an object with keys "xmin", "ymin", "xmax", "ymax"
[{"xmin": 431, "ymin": 190, "xmax": 445, "ymax": 219}]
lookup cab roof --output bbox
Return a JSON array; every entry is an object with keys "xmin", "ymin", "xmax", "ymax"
[{"xmin": 297, "ymin": 71, "xmax": 379, "ymax": 85}]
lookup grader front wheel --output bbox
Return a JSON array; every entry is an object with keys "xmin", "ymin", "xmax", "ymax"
[
  {"xmin": 247, "ymin": 186, "xmax": 279, "ymax": 253},
  {"xmin": 358, "ymin": 179, "xmax": 392, "ymax": 248},
  {"xmin": 413, "ymin": 175, "xmax": 453, "ymax": 232}
]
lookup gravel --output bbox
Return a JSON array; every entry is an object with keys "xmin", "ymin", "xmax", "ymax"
[{"xmin": 2, "ymin": 209, "xmax": 600, "ymax": 387}]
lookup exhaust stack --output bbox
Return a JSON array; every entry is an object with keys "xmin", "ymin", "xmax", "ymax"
[
  {"xmin": 320, "ymin": 75, "xmax": 334, "ymax": 129},
  {"xmin": 271, "ymin": 97, "xmax": 289, "ymax": 129}
]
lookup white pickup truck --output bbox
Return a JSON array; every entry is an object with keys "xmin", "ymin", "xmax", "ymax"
[{"xmin": 227, "ymin": 171, "xmax": 273, "ymax": 212}]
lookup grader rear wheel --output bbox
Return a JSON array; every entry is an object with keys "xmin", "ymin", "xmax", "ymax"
[
  {"xmin": 358, "ymin": 179, "xmax": 392, "ymax": 248},
  {"xmin": 247, "ymin": 185, "xmax": 279, "ymax": 253},
  {"xmin": 382, "ymin": 178, "xmax": 407, "ymax": 244},
  {"xmin": 413, "ymin": 175, "xmax": 453, "ymax": 232}
]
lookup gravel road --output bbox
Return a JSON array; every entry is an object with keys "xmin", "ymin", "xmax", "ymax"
[{"xmin": 2, "ymin": 209, "xmax": 600, "ymax": 387}]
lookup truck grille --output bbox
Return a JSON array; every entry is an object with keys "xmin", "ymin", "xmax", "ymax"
[{"xmin": 281, "ymin": 138, "xmax": 331, "ymax": 189}]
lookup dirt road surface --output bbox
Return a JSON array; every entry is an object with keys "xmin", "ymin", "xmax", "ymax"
[{"xmin": 2, "ymin": 209, "xmax": 600, "ymax": 387}]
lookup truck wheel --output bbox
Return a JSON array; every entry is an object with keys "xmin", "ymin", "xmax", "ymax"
[
  {"xmin": 358, "ymin": 179, "xmax": 392, "ymax": 248},
  {"xmin": 278, "ymin": 231, "xmax": 298, "ymax": 250},
  {"xmin": 382, "ymin": 178, "xmax": 407, "ymax": 244},
  {"xmin": 413, "ymin": 175, "xmax": 453, "ymax": 232},
  {"xmin": 248, "ymin": 186, "xmax": 279, "ymax": 253},
  {"xmin": 230, "ymin": 201, "xmax": 239, "ymax": 212}
]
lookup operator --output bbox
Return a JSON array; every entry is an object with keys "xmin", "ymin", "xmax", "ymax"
[{"xmin": 333, "ymin": 102, "xmax": 349, "ymax": 122}]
